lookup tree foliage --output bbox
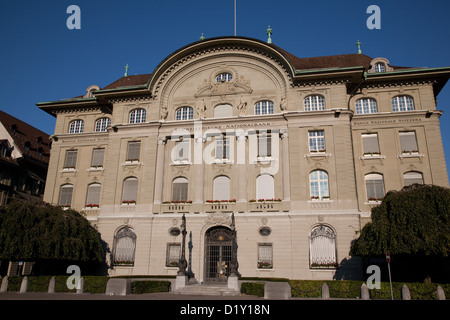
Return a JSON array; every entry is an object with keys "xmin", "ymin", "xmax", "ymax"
[
  {"xmin": 0, "ymin": 199, "xmax": 104, "ymax": 262},
  {"xmin": 350, "ymin": 184, "xmax": 450, "ymax": 257}
]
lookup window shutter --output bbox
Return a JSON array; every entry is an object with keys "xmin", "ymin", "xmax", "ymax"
[
  {"xmin": 86, "ymin": 183, "xmax": 101, "ymax": 205},
  {"xmin": 172, "ymin": 178, "xmax": 188, "ymax": 201},
  {"xmin": 122, "ymin": 178, "xmax": 138, "ymax": 202},
  {"xmin": 399, "ymin": 132, "xmax": 418, "ymax": 152},
  {"xmin": 64, "ymin": 150, "xmax": 78, "ymax": 168},
  {"xmin": 59, "ymin": 185, "xmax": 73, "ymax": 206},
  {"xmin": 213, "ymin": 176, "xmax": 230, "ymax": 200},
  {"xmin": 126, "ymin": 141, "xmax": 141, "ymax": 161},
  {"xmin": 91, "ymin": 148, "xmax": 105, "ymax": 167},
  {"xmin": 362, "ymin": 134, "xmax": 380, "ymax": 154}
]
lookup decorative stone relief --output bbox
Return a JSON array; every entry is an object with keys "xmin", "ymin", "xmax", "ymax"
[{"xmin": 204, "ymin": 212, "xmax": 232, "ymax": 227}]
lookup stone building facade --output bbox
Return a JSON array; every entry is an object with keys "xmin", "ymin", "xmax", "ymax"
[{"xmin": 37, "ymin": 37, "xmax": 449, "ymax": 281}]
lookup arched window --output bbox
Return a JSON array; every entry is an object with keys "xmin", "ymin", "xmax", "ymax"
[
  {"xmin": 403, "ymin": 171, "xmax": 424, "ymax": 186},
  {"xmin": 365, "ymin": 173, "xmax": 384, "ymax": 201},
  {"xmin": 213, "ymin": 176, "xmax": 230, "ymax": 201},
  {"xmin": 95, "ymin": 117, "xmax": 111, "ymax": 132},
  {"xmin": 374, "ymin": 62, "xmax": 386, "ymax": 73},
  {"xmin": 175, "ymin": 107, "xmax": 194, "ymax": 120},
  {"xmin": 309, "ymin": 225, "xmax": 337, "ymax": 268},
  {"xmin": 86, "ymin": 183, "xmax": 101, "ymax": 207},
  {"xmin": 304, "ymin": 95, "xmax": 325, "ymax": 111},
  {"xmin": 172, "ymin": 177, "xmax": 188, "ymax": 202},
  {"xmin": 129, "ymin": 108, "xmax": 146, "ymax": 124},
  {"xmin": 214, "ymin": 104, "xmax": 233, "ymax": 118},
  {"xmin": 309, "ymin": 170, "xmax": 329, "ymax": 200},
  {"xmin": 69, "ymin": 120, "xmax": 84, "ymax": 134},
  {"xmin": 113, "ymin": 226, "xmax": 136, "ymax": 265},
  {"xmin": 58, "ymin": 184, "xmax": 73, "ymax": 206},
  {"xmin": 122, "ymin": 177, "xmax": 138, "ymax": 204},
  {"xmin": 215, "ymin": 72, "xmax": 233, "ymax": 82},
  {"xmin": 392, "ymin": 95, "xmax": 414, "ymax": 112},
  {"xmin": 356, "ymin": 98, "xmax": 377, "ymax": 114},
  {"xmin": 256, "ymin": 174, "xmax": 274, "ymax": 200},
  {"xmin": 254, "ymin": 100, "xmax": 274, "ymax": 115}
]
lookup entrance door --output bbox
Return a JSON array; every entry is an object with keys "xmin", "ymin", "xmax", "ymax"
[{"xmin": 204, "ymin": 227, "xmax": 233, "ymax": 283}]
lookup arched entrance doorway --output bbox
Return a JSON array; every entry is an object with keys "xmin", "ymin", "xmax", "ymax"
[{"xmin": 204, "ymin": 226, "xmax": 233, "ymax": 283}]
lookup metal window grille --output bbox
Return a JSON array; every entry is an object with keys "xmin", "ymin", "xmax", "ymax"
[
  {"xmin": 309, "ymin": 225, "xmax": 336, "ymax": 267},
  {"xmin": 113, "ymin": 227, "xmax": 136, "ymax": 265},
  {"xmin": 166, "ymin": 243, "xmax": 181, "ymax": 267}
]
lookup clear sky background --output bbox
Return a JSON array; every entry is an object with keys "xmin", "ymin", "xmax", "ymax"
[{"xmin": 1, "ymin": 0, "xmax": 450, "ymax": 179}]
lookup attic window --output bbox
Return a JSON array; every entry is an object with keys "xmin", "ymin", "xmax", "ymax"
[
  {"xmin": 215, "ymin": 72, "xmax": 232, "ymax": 82},
  {"xmin": 374, "ymin": 62, "xmax": 385, "ymax": 73}
]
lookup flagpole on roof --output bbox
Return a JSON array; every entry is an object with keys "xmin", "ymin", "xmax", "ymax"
[{"xmin": 234, "ymin": 0, "xmax": 237, "ymax": 36}]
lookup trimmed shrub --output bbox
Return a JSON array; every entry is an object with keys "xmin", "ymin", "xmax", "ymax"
[
  {"xmin": 240, "ymin": 282, "xmax": 265, "ymax": 297},
  {"xmin": 131, "ymin": 280, "xmax": 171, "ymax": 294}
]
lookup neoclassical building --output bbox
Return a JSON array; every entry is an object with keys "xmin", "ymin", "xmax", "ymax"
[{"xmin": 38, "ymin": 36, "xmax": 450, "ymax": 281}]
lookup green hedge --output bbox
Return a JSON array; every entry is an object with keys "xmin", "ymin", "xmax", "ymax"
[
  {"xmin": 131, "ymin": 280, "xmax": 171, "ymax": 294},
  {"xmin": 240, "ymin": 282, "xmax": 265, "ymax": 297}
]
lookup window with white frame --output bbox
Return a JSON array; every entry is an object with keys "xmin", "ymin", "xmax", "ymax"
[
  {"xmin": 392, "ymin": 95, "xmax": 414, "ymax": 112},
  {"xmin": 95, "ymin": 117, "xmax": 111, "ymax": 132},
  {"xmin": 215, "ymin": 72, "xmax": 232, "ymax": 82},
  {"xmin": 258, "ymin": 130, "xmax": 272, "ymax": 157},
  {"xmin": 365, "ymin": 173, "xmax": 384, "ymax": 201},
  {"xmin": 215, "ymin": 136, "xmax": 230, "ymax": 160},
  {"xmin": 91, "ymin": 148, "xmax": 105, "ymax": 167},
  {"xmin": 64, "ymin": 150, "xmax": 78, "ymax": 168},
  {"xmin": 69, "ymin": 120, "xmax": 84, "ymax": 134},
  {"xmin": 58, "ymin": 184, "xmax": 73, "ymax": 206},
  {"xmin": 172, "ymin": 177, "xmax": 188, "ymax": 202},
  {"xmin": 113, "ymin": 227, "xmax": 136, "ymax": 265},
  {"xmin": 362, "ymin": 133, "xmax": 380, "ymax": 155},
  {"xmin": 257, "ymin": 243, "xmax": 273, "ymax": 269},
  {"xmin": 374, "ymin": 62, "xmax": 386, "ymax": 73},
  {"xmin": 126, "ymin": 141, "xmax": 141, "ymax": 161},
  {"xmin": 403, "ymin": 171, "xmax": 424, "ymax": 186},
  {"xmin": 309, "ymin": 225, "xmax": 337, "ymax": 268},
  {"xmin": 129, "ymin": 108, "xmax": 146, "ymax": 124},
  {"xmin": 86, "ymin": 183, "xmax": 101, "ymax": 207},
  {"xmin": 254, "ymin": 101, "xmax": 274, "ymax": 115},
  {"xmin": 399, "ymin": 131, "xmax": 418, "ymax": 154},
  {"xmin": 256, "ymin": 174, "xmax": 274, "ymax": 200},
  {"xmin": 356, "ymin": 98, "xmax": 377, "ymax": 114},
  {"xmin": 304, "ymin": 95, "xmax": 325, "ymax": 111},
  {"xmin": 166, "ymin": 243, "xmax": 181, "ymax": 267},
  {"xmin": 213, "ymin": 176, "xmax": 230, "ymax": 201},
  {"xmin": 309, "ymin": 170, "xmax": 329, "ymax": 200},
  {"xmin": 308, "ymin": 131, "xmax": 325, "ymax": 152},
  {"xmin": 122, "ymin": 177, "xmax": 138, "ymax": 204},
  {"xmin": 175, "ymin": 107, "xmax": 193, "ymax": 120}
]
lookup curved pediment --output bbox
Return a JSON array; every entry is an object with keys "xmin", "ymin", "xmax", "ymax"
[{"xmin": 148, "ymin": 37, "xmax": 295, "ymax": 98}]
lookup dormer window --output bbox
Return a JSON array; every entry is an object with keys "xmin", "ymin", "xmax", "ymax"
[
  {"xmin": 215, "ymin": 72, "xmax": 232, "ymax": 82},
  {"xmin": 374, "ymin": 62, "xmax": 386, "ymax": 73}
]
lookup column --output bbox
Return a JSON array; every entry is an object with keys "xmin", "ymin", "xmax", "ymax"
[
  {"xmin": 281, "ymin": 130, "xmax": 291, "ymax": 201},
  {"xmin": 153, "ymin": 136, "xmax": 166, "ymax": 204}
]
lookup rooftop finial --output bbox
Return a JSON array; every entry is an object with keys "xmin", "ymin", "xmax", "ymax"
[
  {"xmin": 199, "ymin": 33, "xmax": 205, "ymax": 41},
  {"xmin": 124, "ymin": 64, "xmax": 129, "ymax": 77},
  {"xmin": 266, "ymin": 25, "xmax": 272, "ymax": 44},
  {"xmin": 356, "ymin": 40, "xmax": 362, "ymax": 54}
]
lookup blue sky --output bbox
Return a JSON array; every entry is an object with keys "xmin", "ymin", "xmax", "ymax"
[{"xmin": 1, "ymin": 0, "xmax": 450, "ymax": 177}]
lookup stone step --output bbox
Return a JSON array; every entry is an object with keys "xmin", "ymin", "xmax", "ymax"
[{"xmin": 174, "ymin": 284, "xmax": 240, "ymax": 296}]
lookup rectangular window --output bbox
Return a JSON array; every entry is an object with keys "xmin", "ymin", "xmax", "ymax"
[
  {"xmin": 174, "ymin": 140, "xmax": 189, "ymax": 161},
  {"xmin": 216, "ymin": 136, "xmax": 230, "ymax": 159},
  {"xmin": 362, "ymin": 133, "xmax": 380, "ymax": 155},
  {"xmin": 166, "ymin": 243, "xmax": 181, "ymax": 267},
  {"xmin": 257, "ymin": 243, "xmax": 273, "ymax": 269},
  {"xmin": 91, "ymin": 148, "xmax": 105, "ymax": 167},
  {"xmin": 365, "ymin": 174, "xmax": 384, "ymax": 200},
  {"xmin": 126, "ymin": 141, "xmax": 141, "ymax": 161},
  {"xmin": 399, "ymin": 131, "xmax": 418, "ymax": 153},
  {"xmin": 308, "ymin": 131, "xmax": 325, "ymax": 152},
  {"xmin": 258, "ymin": 130, "xmax": 272, "ymax": 157},
  {"xmin": 64, "ymin": 150, "xmax": 78, "ymax": 168},
  {"xmin": 172, "ymin": 179, "xmax": 188, "ymax": 202}
]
